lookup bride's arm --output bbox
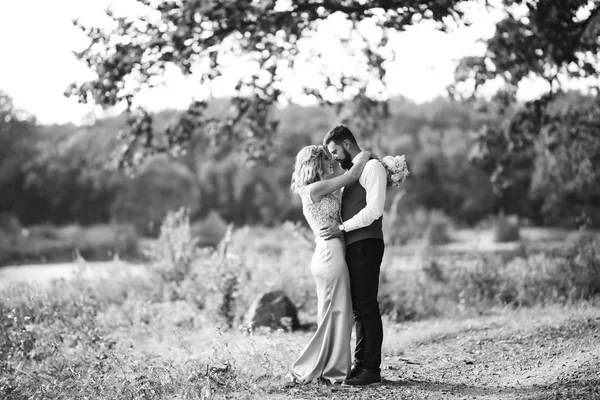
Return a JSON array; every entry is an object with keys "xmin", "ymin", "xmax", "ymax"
[{"xmin": 309, "ymin": 151, "xmax": 371, "ymax": 203}]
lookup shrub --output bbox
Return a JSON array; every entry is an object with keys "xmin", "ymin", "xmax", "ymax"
[
  {"xmin": 556, "ymin": 233, "xmax": 600, "ymax": 300},
  {"xmin": 424, "ymin": 222, "xmax": 452, "ymax": 245},
  {"xmin": 386, "ymin": 207, "xmax": 453, "ymax": 245},
  {"xmin": 77, "ymin": 224, "xmax": 139, "ymax": 260},
  {"xmin": 149, "ymin": 209, "xmax": 244, "ymax": 327},
  {"xmin": 0, "ymin": 212, "xmax": 21, "ymax": 235},
  {"xmin": 191, "ymin": 210, "xmax": 228, "ymax": 248},
  {"xmin": 488, "ymin": 234, "xmax": 600, "ymax": 305},
  {"xmin": 493, "ymin": 215, "xmax": 521, "ymax": 242},
  {"xmin": 379, "ymin": 233, "xmax": 600, "ymax": 322},
  {"xmin": 150, "ymin": 207, "xmax": 199, "ymax": 284}
]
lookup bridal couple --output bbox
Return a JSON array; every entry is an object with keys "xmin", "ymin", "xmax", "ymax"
[{"xmin": 288, "ymin": 125, "xmax": 387, "ymax": 386}]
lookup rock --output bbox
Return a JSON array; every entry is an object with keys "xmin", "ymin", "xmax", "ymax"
[{"xmin": 245, "ymin": 290, "xmax": 300, "ymax": 331}]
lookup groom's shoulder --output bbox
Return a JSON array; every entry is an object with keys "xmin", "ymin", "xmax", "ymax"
[
  {"xmin": 365, "ymin": 158, "xmax": 385, "ymax": 171},
  {"xmin": 360, "ymin": 158, "xmax": 386, "ymax": 180}
]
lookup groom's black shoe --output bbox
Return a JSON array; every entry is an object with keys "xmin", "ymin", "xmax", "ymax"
[
  {"xmin": 348, "ymin": 364, "xmax": 363, "ymax": 380},
  {"xmin": 342, "ymin": 369, "xmax": 382, "ymax": 386}
]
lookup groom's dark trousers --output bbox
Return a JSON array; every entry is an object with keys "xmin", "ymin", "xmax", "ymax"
[
  {"xmin": 346, "ymin": 238, "xmax": 385, "ymax": 373},
  {"xmin": 341, "ymin": 173, "xmax": 386, "ymax": 374}
]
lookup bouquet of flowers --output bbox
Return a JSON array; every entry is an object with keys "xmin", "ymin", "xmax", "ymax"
[{"xmin": 380, "ymin": 155, "xmax": 410, "ymax": 188}]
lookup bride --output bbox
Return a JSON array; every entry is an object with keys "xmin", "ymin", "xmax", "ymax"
[{"xmin": 287, "ymin": 144, "xmax": 371, "ymax": 384}]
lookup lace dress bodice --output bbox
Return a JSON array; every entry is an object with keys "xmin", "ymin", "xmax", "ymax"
[{"xmin": 299, "ymin": 185, "xmax": 342, "ymax": 238}]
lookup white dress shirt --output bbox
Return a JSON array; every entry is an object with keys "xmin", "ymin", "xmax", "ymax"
[{"xmin": 342, "ymin": 154, "xmax": 387, "ymax": 232}]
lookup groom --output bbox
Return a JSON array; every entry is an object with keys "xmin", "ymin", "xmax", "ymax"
[{"xmin": 321, "ymin": 125, "xmax": 387, "ymax": 386}]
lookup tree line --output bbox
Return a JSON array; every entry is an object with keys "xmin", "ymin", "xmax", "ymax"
[{"xmin": 1, "ymin": 90, "xmax": 598, "ymax": 234}]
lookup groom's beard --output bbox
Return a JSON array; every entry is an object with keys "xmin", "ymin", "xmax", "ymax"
[{"xmin": 339, "ymin": 149, "xmax": 353, "ymax": 170}]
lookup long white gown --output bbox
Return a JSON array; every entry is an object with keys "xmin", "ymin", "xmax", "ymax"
[{"xmin": 288, "ymin": 184, "xmax": 353, "ymax": 384}]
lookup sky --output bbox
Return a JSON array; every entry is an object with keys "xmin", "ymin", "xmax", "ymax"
[{"xmin": 0, "ymin": 0, "xmax": 551, "ymax": 126}]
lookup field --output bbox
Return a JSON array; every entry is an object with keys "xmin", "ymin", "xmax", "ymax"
[{"xmin": 1, "ymin": 214, "xmax": 600, "ymax": 399}]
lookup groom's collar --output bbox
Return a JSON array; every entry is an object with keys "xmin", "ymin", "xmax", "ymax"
[{"xmin": 351, "ymin": 150, "xmax": 364, "ymax": 163}]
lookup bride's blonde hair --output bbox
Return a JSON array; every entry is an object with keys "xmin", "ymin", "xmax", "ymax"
[{"xmin": 291, "ymin": 145, "xmax": 326, "ymax": 194}]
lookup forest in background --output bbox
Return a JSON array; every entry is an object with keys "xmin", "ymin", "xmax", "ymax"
[{"xmin": 1, "ymin": 89, "xmax": 599, "ymax": 240}]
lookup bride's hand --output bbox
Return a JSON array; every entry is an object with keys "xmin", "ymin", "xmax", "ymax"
[
  {"xmin": 348, "ymin": 150, "xmax": 372, "ymax": 180},
  {"xmin": 355, "ymin": 150, "xmax": 372, "ymax": 164},
  {"xmin": 318, "ymin": 220, "xmax": 344, "ymax": 240}
]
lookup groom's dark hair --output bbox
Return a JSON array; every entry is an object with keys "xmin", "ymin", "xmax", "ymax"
[{"xmin": 323, "ymin": 125, "xmax": 358, "ymax": 147}]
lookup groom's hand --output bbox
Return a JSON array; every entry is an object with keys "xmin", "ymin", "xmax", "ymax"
[{"xmin": 319, "ymin": 220, "xmax": 343, "ymax": 240}]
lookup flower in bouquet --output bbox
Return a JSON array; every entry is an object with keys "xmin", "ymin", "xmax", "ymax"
[{"xmin": 380, "ymin": 155, "xmax": 410, "ymax": 188}]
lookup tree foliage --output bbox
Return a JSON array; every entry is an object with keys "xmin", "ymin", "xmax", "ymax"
[
  {"xmin": 528, "ymin": 93, "xmax": 600, "ymax": 227},
  {"xmin": 0, "ymin": 103, "xmax": 127, "ymax": 226},
  {"xmin": 454, "ymin": 0, "xmax": 600, "ymax": 94},
  {"xmin": 453, "ymin": 0, "xmax": 600, "ymax": 227},
  {"xmin": 67, "ymin": 0, "xmax": 472, "ymax": 169},
  {"xmin": 0, "ymin": 92, "xmax": 38, "ymax": 216}
]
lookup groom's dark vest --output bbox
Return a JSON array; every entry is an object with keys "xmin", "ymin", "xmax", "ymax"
[{"xmin": 341, "ymin": 179, "xmax": 383, "ymax": 246}]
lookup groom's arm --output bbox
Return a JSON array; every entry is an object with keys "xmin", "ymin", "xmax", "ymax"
[{"xmin": 341, "ymin": 160, "xmax": 386, "ymax": 232}]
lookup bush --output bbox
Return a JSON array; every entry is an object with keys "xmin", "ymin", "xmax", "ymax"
[
  {"xmin": 493, "ymin": 215, "xmax": 521, "ymax": 243},
  {"xmin": 147, "ymin": 208, "xmax": 245, "ymax": 328},
  {"xmin": 554, "ymin": 234, "xmax": 600, "ymax": 300},
  {"xmin": 379, "ymin": 234, "xmax": 600, "ymax": 322},
  {"xmin": 566, "ymin": 229, "xmax": 599, "ymax": 245},
  {"xmin": 191, "ymin": 210, "xmax": 228, "ymax": 248},
  {"xmin": 424, "ymin": 222, "xmax": 452, "ymax": 245},
  {"xmin": 150, "ymin": 207, "xmax": 199, "ymax": 284},
  {"xmin": 77, "ymin": 224, "xmax": 139, "ymax": 259},
  {"xmin": 386, "ymin": 207, "xmax": 453, "ymax": 246},
  {"xmin": 480, "ymin": 234, "xmax": 600, "ymax": 305},
  {"xmin": 0, "ymin": 212, "xmax": 21, "ymax": 234}
]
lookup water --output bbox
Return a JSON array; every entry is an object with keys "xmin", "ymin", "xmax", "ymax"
[{"xmin": 0, "ymin": 260, "xmax": 147, "ymax": 288}]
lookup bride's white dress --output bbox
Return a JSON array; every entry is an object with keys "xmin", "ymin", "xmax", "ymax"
[{"xmin": 289, "ymin": 184, "xmax": 353, "ymax": 383}]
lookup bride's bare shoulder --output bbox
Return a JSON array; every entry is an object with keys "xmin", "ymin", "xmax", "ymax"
[{"xmin": 298, "ymin": 184, "xmax": 316, "ymax": 204}]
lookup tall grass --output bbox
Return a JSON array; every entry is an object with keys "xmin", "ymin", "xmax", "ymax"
[
  {"xmin": 0, "ymin": 220, "xmax": 296, "ymax": 398},
  {"xmin": 1, "ymin": 209, "xmax": 599, "ymax": 398},
  {"xmin": 380, "ymin": 234, "xmax": 600, "ymax": 321}
]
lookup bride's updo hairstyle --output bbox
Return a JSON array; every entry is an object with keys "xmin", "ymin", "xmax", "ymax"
[{"xmin": 291, "ymin": 145, "xmax": 326, "ymax": 194}]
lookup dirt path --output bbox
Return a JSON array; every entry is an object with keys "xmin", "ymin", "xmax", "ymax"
[{"xmin": 269, "ymin": 305, "xmax": 600, "ymax": 399}]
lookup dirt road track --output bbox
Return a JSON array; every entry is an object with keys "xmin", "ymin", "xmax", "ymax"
[{"xmin": 275, "ymin": 305, "xmax": 600, "ymax": 399}]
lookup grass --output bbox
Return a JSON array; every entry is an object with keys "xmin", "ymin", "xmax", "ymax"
[
  {"xmin": 0, "ymin": 267, "xmax": 299, "ymax": 399},
  {"xmin": 1, "ymin": 210, "xmax": 599, "ymax": 399},
  {"xmin": 380, "ymin": 233, "xmax": 599, "ymax": 321}
]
